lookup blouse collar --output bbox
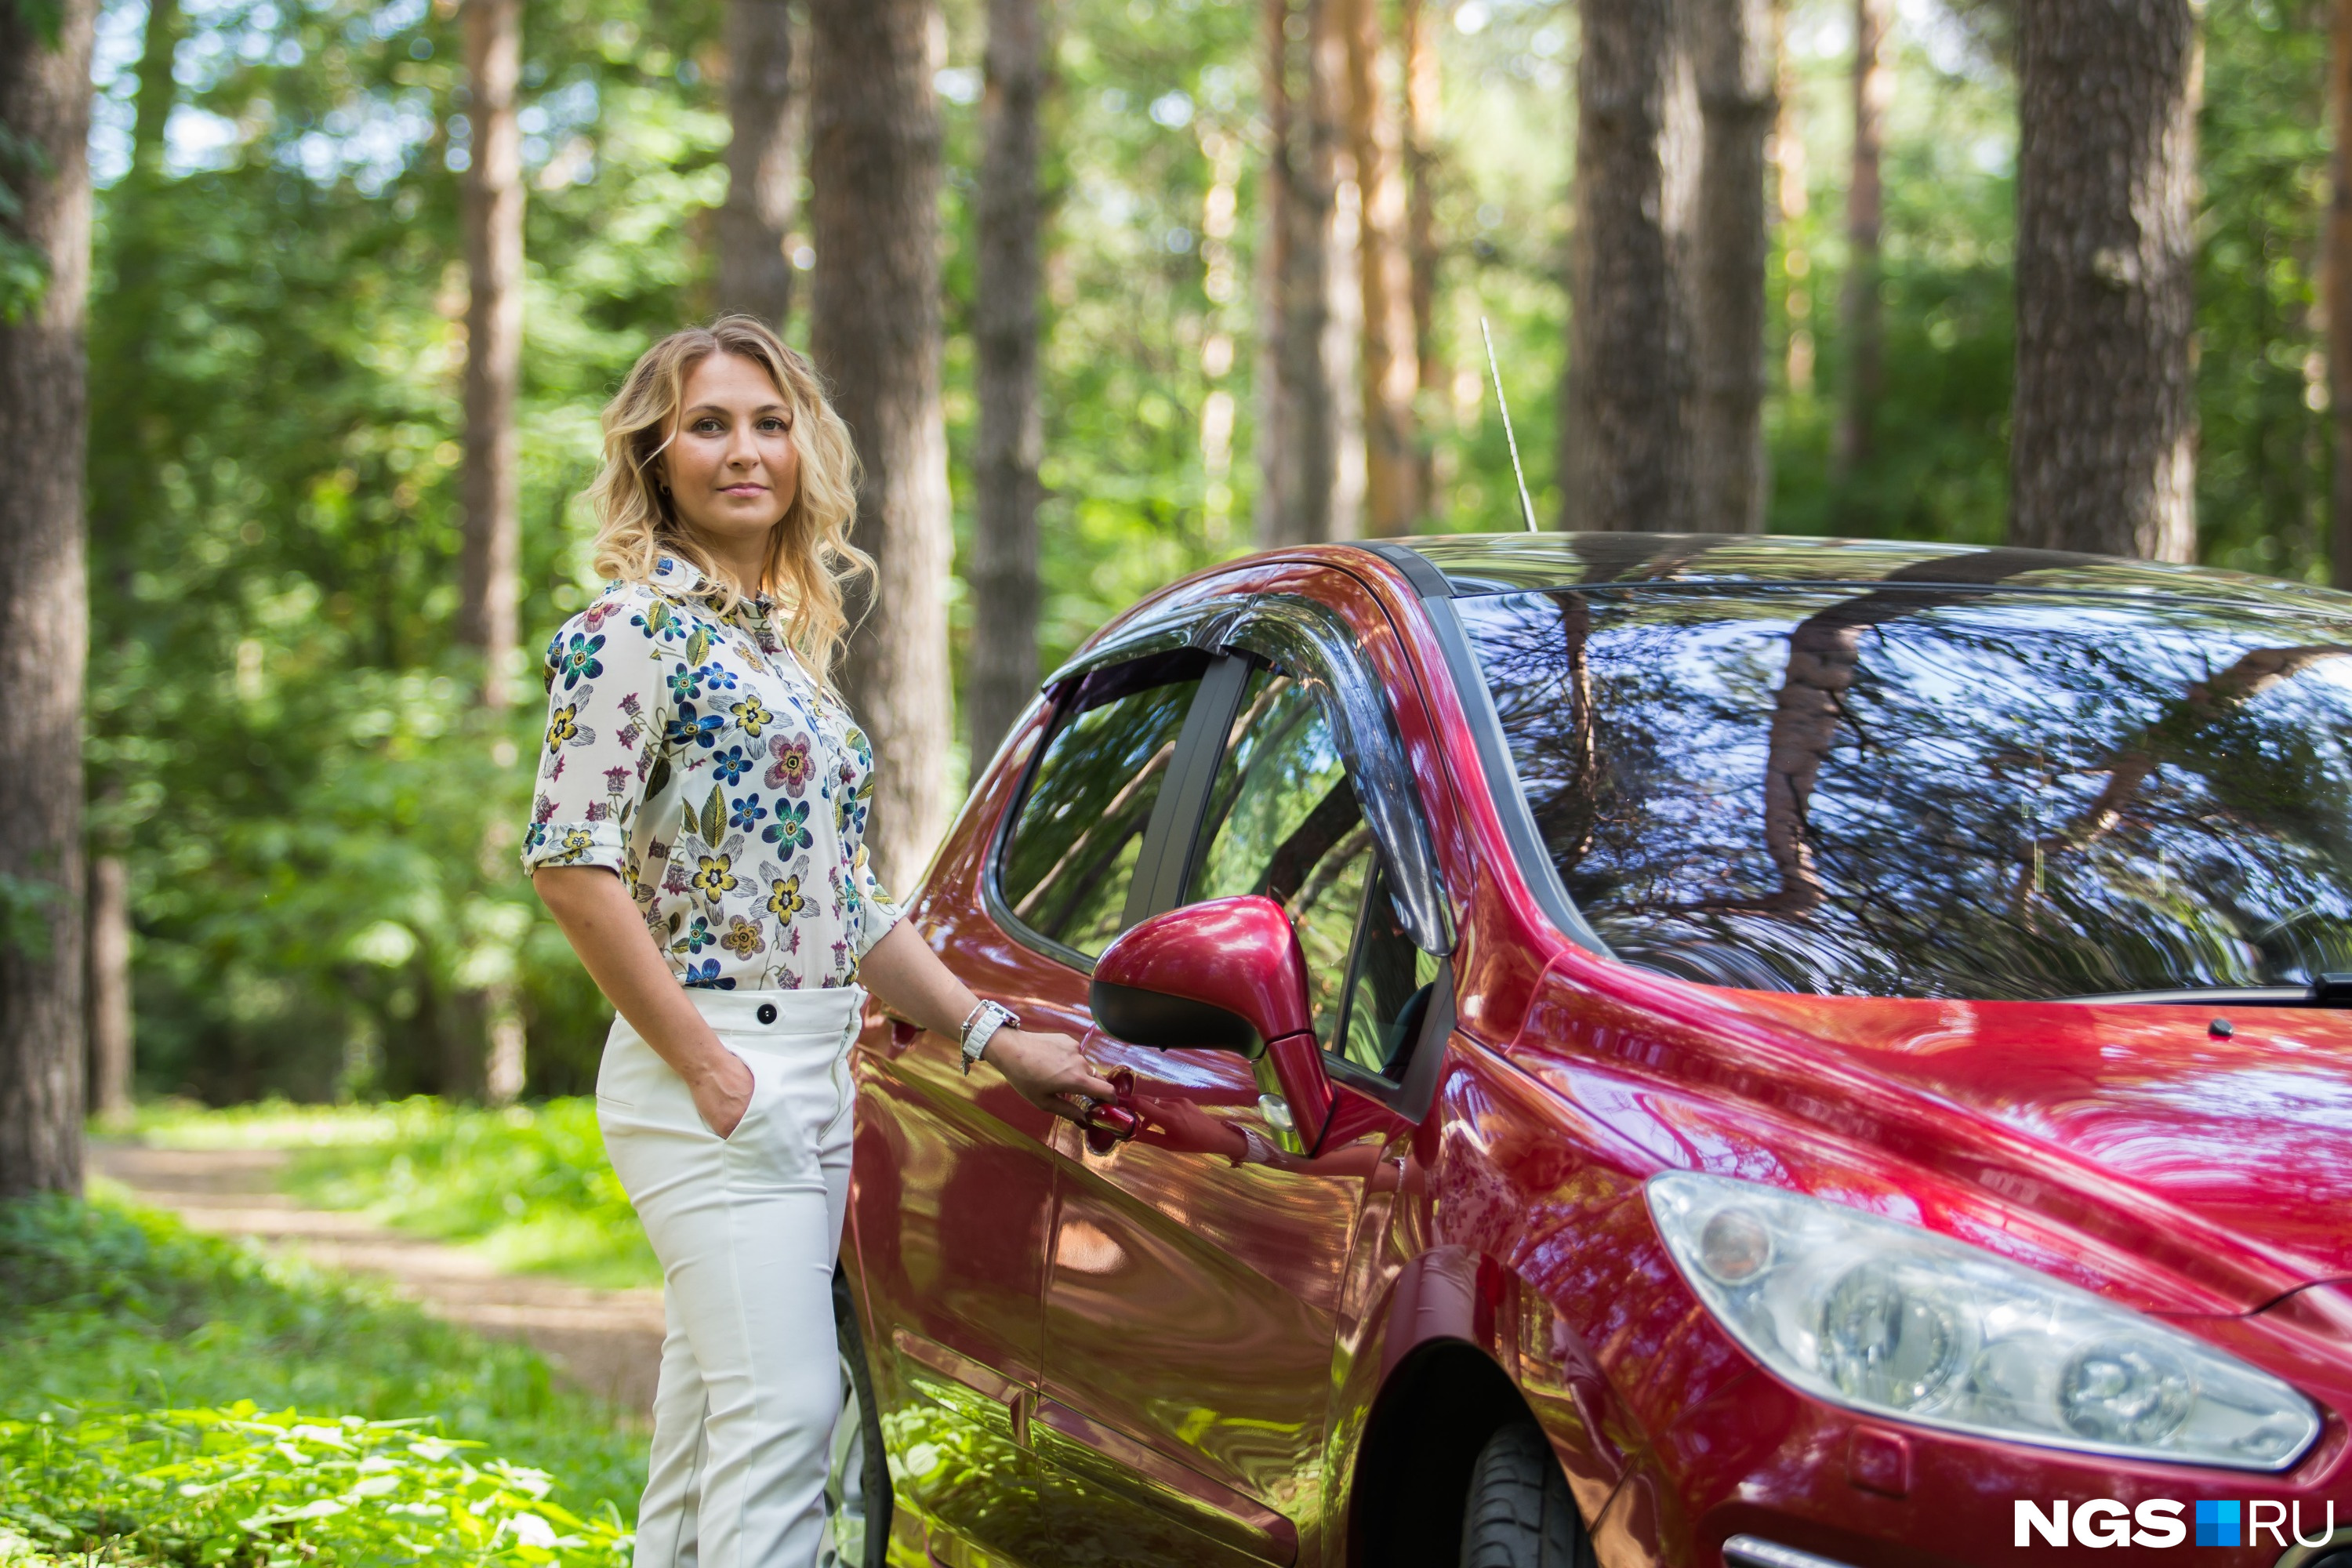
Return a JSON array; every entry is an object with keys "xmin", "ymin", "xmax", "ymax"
[{"xmin": 652, "ymin": 553, "xmax": 775, "ymax": 618}]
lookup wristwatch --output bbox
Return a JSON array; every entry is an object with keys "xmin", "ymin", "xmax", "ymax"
[{"xmin": 959, "ymin": 1000, "xmax": 1018, "ymax": 1076}]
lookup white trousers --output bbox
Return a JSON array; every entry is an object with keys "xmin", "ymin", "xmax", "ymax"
[{"xmin": 597, "ymin": 985, "xmax": 864, "ymax": 1568}]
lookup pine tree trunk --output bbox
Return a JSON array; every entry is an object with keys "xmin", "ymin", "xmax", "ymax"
[
  {"xmin": 2012, "ymin": 0, "xmax": 2199, "ymax": 561},
  {"xmin": 1833, "ymin": 0, "xmax": 1886, "ymax": 480},
  {"xmin": 1403, "ymin": 0, "xmax": 1441, "ymax": 396},
  {"xmin": 811, "ymin": 0, "xmax": 955, "ymax": 893},
  {"xmin": 969, "ymin": 0, "xmax": 1051, "ymax": 767},
  {"xmin": 1691, "ymin": 0, "xmax": 1773, "ymax": 532},
  {"xmin": 459, "ymin": 0, "xmax": 524, "ymax": 706},
  {"xmin": 1775, "ymin": 5, "xmax": 1814, "ymax": 397},
  {"xmin": 0, "ymin": 0, "xmax": 96, "ymax": 1197},
  {"xmin": 1401, "ymin": 0, "xmax": 1442, "ymax": 515},
  {"xmin": 1257, "ymin": 0, "xmax": 1342, "ymax": 546},
  {"xmin": 87, "ymin": 852, "xmax": 132, "ymax": 1123},
  {"xmin": 1561, "ymin": 0, "xmax": 1700, "ymax": 533},
  {"xmin": 717, "ymin": 0, "xmax": 797, "ymax": 330},
  {"xmin": 2329, "ymin": 0, "xmax": 2352, "ymax": 588},
  {"xmin": 1342, "ymin": 0, "xmax": 1419, "ymax": 536}
]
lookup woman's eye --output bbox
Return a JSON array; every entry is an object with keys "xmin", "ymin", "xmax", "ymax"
[{"xmin": 761, "ymin": 418, "xmax": 789, "ymax": 434}]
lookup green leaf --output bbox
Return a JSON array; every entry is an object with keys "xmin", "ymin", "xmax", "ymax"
[
  {"xmin": 646, "ymin": 756, "xmax": 671, "ymax": 799},
  {"xmin": 698, "ymin": 786, "xmax": 724, "ymax": 846},
  {"xmin": 686, "ymin": 627, "xmax": 709, "ymax": 667}
]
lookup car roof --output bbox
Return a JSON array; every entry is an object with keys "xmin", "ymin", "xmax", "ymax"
[{"xmin": 1356, "ymin": 532, "xmax": 2352, "ymax": 618}]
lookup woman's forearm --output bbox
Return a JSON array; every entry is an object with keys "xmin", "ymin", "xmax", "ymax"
[
  {"xmin": 531, "ymin": 866, "xmax": 735, "ymax": 1087},
  {"xmin": 855, "ymin": 917, "xmax": 984, "ymax": 1039},
  {"xmin": 858, "ymin": 917, "xmax": 1118, "ymax": 1116}
]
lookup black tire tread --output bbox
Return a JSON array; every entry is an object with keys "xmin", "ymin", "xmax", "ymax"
[{"xmin": 1459, "ymin": 1423, "xmax": 1594, "ymax": 1568}]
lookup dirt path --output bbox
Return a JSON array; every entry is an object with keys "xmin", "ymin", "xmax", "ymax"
[{"xmin": 90, "ymin": 1142, "xmax": 664, "ymax": 1418}]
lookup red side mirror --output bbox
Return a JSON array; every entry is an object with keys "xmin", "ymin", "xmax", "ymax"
[
  {"xmin": 1091, "ymin": 895, "xmax": 1334, "ymax": 1148},
  {"xmin": 1092, "ymin": 895, "xmax": 1312, "ymax": 1052}
]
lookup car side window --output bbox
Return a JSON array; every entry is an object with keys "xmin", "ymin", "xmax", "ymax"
[
  {"xmin": 1186, "ymin": 666, "xmax": 1377, "ymax": 1049},
  {"xmin": 997, "ymin": 651, "xmax": 1206, "ymax": 960},
  {"xmin": 1334, "ymin": 862, "xmax": 1443, "ymax": 1080}
]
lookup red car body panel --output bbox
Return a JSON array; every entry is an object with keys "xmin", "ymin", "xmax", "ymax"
[{"xmin": 841, "ymin": 543, "xmax": 2352, "ymax": 1568}]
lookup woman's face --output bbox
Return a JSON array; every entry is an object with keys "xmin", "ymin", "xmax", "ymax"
[{"xmin": 661, "ymin": 350, "xmax": 801, "ymax": 562}]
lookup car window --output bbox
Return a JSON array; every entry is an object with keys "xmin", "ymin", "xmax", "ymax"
[
  {"xmin": 1457, "ymin": 586, "xmax": 2352, "ymax": 999},
  {"xmin": 1187, "ymin": 666, "xmax": 1373, "ymax": 1045},
  {"xmin": 998, "ymin": 651, "xmax": 1206, "ymax": 959},
  {"xmin": 1334, "ymin": 862, "xmax": 1442, "ymax": 1080}
]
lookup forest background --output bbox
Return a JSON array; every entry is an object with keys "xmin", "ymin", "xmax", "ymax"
[{"xmin": 0, "ymin": 0, "xmax": 2340, "ymax": 1129}]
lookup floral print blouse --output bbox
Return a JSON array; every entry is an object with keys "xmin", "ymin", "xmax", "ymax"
[{"xmin": 521, "ymin": 554, "xmax": 902, "ymax": 990}]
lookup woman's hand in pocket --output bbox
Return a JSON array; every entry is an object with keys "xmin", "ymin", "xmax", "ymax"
[{"xmin": 688, "ymin": 1048, "xmax": 758, "ymax": 1138}]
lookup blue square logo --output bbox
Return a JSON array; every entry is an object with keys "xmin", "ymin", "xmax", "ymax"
[{"xmin": 2195, "ymin": 1500, "xmax": 2241, "ymax": 1548}]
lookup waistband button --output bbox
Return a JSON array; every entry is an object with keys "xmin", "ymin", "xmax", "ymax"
[{"xmin": 756, "ymin": 1002, "xmax": 779, "ymax": 1025}]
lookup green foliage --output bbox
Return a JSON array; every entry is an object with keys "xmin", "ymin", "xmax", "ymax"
[
  {"xmin": 0, "ymin": 1195, "xmax": 643, "ymax": 1520},
  {"xmin": 0, "ymin": 873, "xmax": 60, "ymax": 960},
  {"xmin": 2196, "ymin": 0, "xmax": 2332, "ymax": 579},
  {"xmin": 136, "ymin": 1098, "xmax": 655, "ymax": 1290},
  {"xmin": 0, "ymin": 1407, "xmax": 627, "ymax": 1566},
  {"xmin": 0, "ymin": 121, "xmax": 52, "ymax": 325}
]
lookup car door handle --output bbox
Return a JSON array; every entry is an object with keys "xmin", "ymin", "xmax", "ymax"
[{"xmin": 1082, "ymin": 1065, "xmax": 1142, "ymax": 1154}]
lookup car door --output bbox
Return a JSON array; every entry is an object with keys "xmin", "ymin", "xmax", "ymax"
[
  {"xmin": 1025, "ymin": 594, "xmax": 1456, "ymax": 1568},
  {"xmin": 848, "ymin": 644, "xmax": 1214, "ymax": 1566}
]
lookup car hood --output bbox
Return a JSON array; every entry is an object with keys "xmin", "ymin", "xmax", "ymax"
[{"xmin": 1738, "ymin": 993, "xmax": 2352, "ymax": 1291}]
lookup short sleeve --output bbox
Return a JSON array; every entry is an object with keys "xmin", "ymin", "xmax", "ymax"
[
  {"xmin": 521, "ymin": 593, "xmax": 673, "ymax": 877},
  {"xmin": 851, "ymin": 844, "xmax": 904, "ymax": 958}
]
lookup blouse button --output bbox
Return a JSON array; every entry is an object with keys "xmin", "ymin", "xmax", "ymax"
[{"xmin": 757, "ymin": 1002, "xmax": 779, "ymax": 1026}]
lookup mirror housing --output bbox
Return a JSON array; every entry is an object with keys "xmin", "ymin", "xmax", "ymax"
[{"xmin": 1091, "ymin": 896, "xmax": 1334, "ymax": 1147}]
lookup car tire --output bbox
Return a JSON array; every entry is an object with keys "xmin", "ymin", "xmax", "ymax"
[
  {"xmin": 821, "ymin": 1269, "xmax": 892, "ymax": 1568},
  {"xmin": 1459, "ymin": 1422, "xmax": 1594, "ymax": 1568}
]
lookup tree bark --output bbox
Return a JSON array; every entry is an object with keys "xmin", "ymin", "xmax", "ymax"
[
  {"xmin": 1256, "ymin": 0, "xmax": 1343, "ymax": 546},
  {"xmin": 1401, "ymin": 0, "xmax": 1442, "ymax": 515},
  {"xmin": 458, "ymin": 0, "xmax": 524, "ymax": 706},
  {"xmin": 717, "ymin": 0, "xmax": 797, "ymax": 330},
  {"xmin": 0, "ymin": 0, "xmax": 96, "ymax": 1197},
  {"xmin": 1403, "ymin": 0, "xmax": 1442, "ymax": 397},
  {"xmin": 811, "ymin": 0, "xmax": 955, "ymax": 893},
  {"xmin": 2011, "ymin": 0, "xmax": 2199, "ymax": 561},
  {"xmin": 1561, "ymin": 0, "xmax": 1701, "ymax": 533},
  {"xmin": 969, "ymin": 0, "xmax": 1052, "ymax": 768},
  {"xmin": 2329, "ymin": 0, "xmax": 2352, "ymax": 588},
  {"xmin": 1342, "ymin": 0, "xmax": 1419, "ymax": 536},
  {"xmin": 129, "ymin": 0, "xmax": 180, "ymax": 176},
  {"xmin": 87, "ymin": 851, "xmax": 132, "ymax": 1123},
  {"xmin": 1776, "ymin": 5, "xmax": 1814, "ymax": 396},
  {"xmin": 1691, "ymin": 0, "xmax": 1774, "ymax": 532},
  {"xmin": 1833, "ymin": 0, "xmax": 1886, "ymax": 479}
]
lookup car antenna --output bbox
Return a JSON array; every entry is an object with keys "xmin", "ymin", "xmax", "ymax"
[{"xmin": 1482, "ymin": 316, "xmax": 1540, "ymax": 533}]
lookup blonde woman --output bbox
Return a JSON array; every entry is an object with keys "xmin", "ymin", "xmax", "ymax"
[{"xmin": 526, "ymin": 317, "xmax": 1112, "ymax": 1567}]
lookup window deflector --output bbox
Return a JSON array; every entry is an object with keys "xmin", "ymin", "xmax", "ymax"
[
  {"xmin": 1209, "ymin": 596, "xmax": 1454, "ymax": 957},
  {"xmin": 985, "ymin": 607, "xmax": 1246, "ymax": 974}
]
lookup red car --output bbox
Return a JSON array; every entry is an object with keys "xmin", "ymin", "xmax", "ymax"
[{"xmin": 822, "ymin": 535, "xmax": 2352, "ymax": 1568}]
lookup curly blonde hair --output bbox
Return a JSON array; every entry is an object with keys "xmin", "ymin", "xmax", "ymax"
[{"xmin": 586, "ymin": 316, "xmax": 869, "ymax": 685}]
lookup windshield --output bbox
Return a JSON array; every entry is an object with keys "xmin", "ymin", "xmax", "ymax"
[{"xmin": 1456, "ymin": 586, "xmax": 2352, "ymax": 1000}]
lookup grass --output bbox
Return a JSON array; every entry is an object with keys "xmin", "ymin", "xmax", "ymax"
[
  {"xmin": 0, "ymin": 1193, "xmax": 642, "ymax": 1564},
  {"xmin": 131, "ymin": 1099, "xmax": 658, "ymax": 1291}
]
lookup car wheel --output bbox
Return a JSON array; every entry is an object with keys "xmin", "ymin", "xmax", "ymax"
[
  {"xmin": 1459, "ymin": 1423, "xmax": 1593, "ymax": 1568},
  {"xmin": 820, "ymin": 1269, "xmax": 892, "ymax": 1568}
]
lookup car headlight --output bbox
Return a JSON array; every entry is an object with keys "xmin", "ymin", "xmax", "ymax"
[{"xmin": 1646, "ymin": 1172, "xmax": 2321, "ymax": 1471}]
